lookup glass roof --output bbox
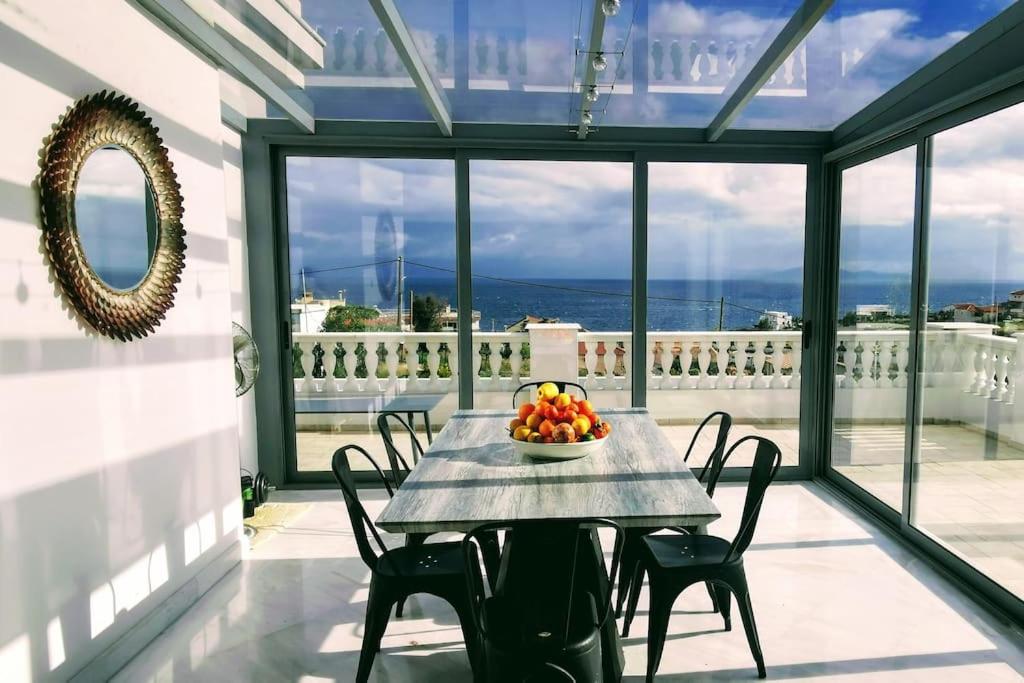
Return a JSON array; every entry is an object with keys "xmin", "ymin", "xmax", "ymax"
[
  {"xmin": 735, "ymin": 0, "xmax": 1018, "ymax": 130},
  {"xmin": 298, "ymin": 0, "xmax": 1017, "ymax": 132}
]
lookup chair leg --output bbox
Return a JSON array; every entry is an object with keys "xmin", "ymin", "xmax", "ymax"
[
  {"xmin": 397, "ymin": 534, "xmax": 429, "ymax": 617},
  {"xmin": 712, "ymin": 583, "xmax": 731, "ymax": 631},
  {"xmin": 357, "ymin": 579, "xmax": 395, "ymax": 683},
  {"xmin": 447, "ymin": 593, "xmax": 482, "ymax": 680},
  {"xmin": 479, "ymin": 530, "xmax": 502, "ymax": 591},
  {"xmin": 621, "ymin": 563, "xmax": 645, "ymax": 638},
  {"xmin": 615, "ymin": 536, "xmax": 640, "ymax": 618},
  {"xmin": 645, "ymin": 581, "xmax": 675, "ymax": 683},
  {"xmin": 735, "ymin": 589, "xmax": 766, "ymax": 679},
  {"xmin": 705, "ymin": 580, "xmax": 720, "ymax": 614}
]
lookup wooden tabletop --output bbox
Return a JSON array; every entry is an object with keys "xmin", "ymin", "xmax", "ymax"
[{"xmin": 376, "ymin": 408, "xmax": 721, "ymax": 534}]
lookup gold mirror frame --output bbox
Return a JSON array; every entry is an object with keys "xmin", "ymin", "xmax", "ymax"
[{"xmin": 39, "ymin": 91, "xmax": 185, "ymax": 341}]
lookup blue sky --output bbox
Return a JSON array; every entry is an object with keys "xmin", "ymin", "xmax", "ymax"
[{"xmin": 301, "ymin": 0, "xmax": 1016, "ymax": 128}]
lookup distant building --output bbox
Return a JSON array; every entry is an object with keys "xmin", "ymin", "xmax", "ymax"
[
  {"xmin": 505, "ymin": 314, "xmax": 560, "ymax": 333},
  {"xmin": 1010, "ymin": 290, "xmax": 1024, "ymax": 303},
  {"xmin": 856, "ymin": 304, "xmax": 895, "ymax": 318},
  {"xmin": 760, "ymin": 310, "xmax": 793, "ymax": 330},
  {"xmin": 944, "ymin": 303, "xmax": 999, "ymax": 323},
  {"xmin": 438, "ymin": 304, "xmax": 481, "ymax": 331},
  {"xmin": 291, "ymin": 290, "xmax": 347, "ymax": 332}
]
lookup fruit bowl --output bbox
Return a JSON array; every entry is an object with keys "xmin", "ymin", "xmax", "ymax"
[
  {"xmin": 507, "ymin": 382, "xmax": 613, "ymax": 460},
  {"xmin": 510, "ymin": 434, "xmax": 608, "ymax": 461}
]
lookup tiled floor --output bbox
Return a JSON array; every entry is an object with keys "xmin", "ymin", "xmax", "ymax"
[{"xmin": 114, "ymin": 482, "xmax": 1024, "ymax": 682}]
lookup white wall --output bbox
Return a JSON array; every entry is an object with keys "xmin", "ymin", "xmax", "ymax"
[
  {"xmin": 0, "ymin": 1, "xmax": 243, "ymax": 680},
  {"xmin": 223, "ymin": 124, "xmax": 259, "ymax": 475}
]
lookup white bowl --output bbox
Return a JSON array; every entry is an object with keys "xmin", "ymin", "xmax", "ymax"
[{"xmin": 510, "ymin": 435, "xmax": 608, "ymax": 461}]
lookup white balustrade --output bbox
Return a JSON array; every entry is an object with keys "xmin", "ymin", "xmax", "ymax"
[{"xmin": 289, "ymin": 327, "xmax": 1018, "ymax": 423}]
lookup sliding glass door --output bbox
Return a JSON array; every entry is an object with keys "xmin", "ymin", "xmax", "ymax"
[
  {"xmin": 912, "ymin": 101, "xmax": 1024, "ymax": 600},
  {"xmin": 828, "ymin": 99, "xmax": 1024, "ymax": 608}
]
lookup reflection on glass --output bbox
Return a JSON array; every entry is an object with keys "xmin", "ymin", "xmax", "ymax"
[
  {"xmin": 75, "ymin": 146, "xmax": 155, "ymax": 290},
  {"xmin": 831, "ymin": 146, "xmax": 917, "ymax": 510},
  {"xmin": 913, "ymin": 101, "xmax": 1024, "ymax": 599},
  {"xmin": 299, "ymin": 0, "xmax": 432, "ymax": 121},
  {"xmin": 285, "ymin": 157, "xmax": 457, "ymax": 472},
  {"xmin": 647, "ymin": 162, "xmax": 806, "ymax": 468},
  {"xmin": 736, "ymin": 0, "xmax": 1014, "ymax": 130},
  {"xmin": 469, "ymin": 160, "xmax": 632, "ymax": 414}
]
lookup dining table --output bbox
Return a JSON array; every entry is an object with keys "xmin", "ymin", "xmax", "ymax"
[{"xmin": 376, "ymin": 407, "xmax": 721, "ymax": 681}]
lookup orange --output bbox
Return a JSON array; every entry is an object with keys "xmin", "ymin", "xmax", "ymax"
[
  {"xmin": 509, "ymin": 418, "xmax": 523, "ymax": 431},
  {"xmin": 525, "ymin": 413, "xmax": 543, "ymax": 429},
  {"xmin": 518, "ymin": 402, "xmax": 535, "ymax": 421},
  {"xmin": 564, "ymin": 409, "xmax": 578, "ymax": 423},
  {"xmin": 538, "ymin": 419, "xmax": 555, "ymax": 437},
  {"xmin": 571, "ymin": 415, "xmax": 591, "ymax": 435},
  {"xmin": 513, "ymin": 426, "xmax": 532, "ymax": 441},
  {"xmin": 578, "ymin": 400, "xmax": 595, "ymax": 417}
]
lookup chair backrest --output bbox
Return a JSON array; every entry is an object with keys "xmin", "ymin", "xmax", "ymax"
[
  {"xmin": 716, "ymin": 436, "xmax": 782, "ymax": 564},
  {"xmin": 462, "ymin": 519, "xmax": 622, "ymax": 646},
  {"xmin": 512, "ymin": 381, "xmax": 589, "ymax": 407},
  {"xmin": 376, "ymin": 411, "xmax": 424, "ymax": 486},
  {"xmin": 331, "ymin": 445, "xmax": 400, "ymax": 574},
  {"xmin": 682, "ymin": 410, "xmax": 733, "ymax": 497}
]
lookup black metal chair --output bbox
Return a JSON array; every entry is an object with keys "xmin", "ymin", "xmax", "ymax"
[
  {"xmin": 622, "ymin": 435, "xmax": 782, "ymax": 681},
  {"xmin": 331, "ymin": 445, "xmax": 481, "ymax": 682},
  {"xmin": 462, "ymin": 519, "xmax": 624, "ymax": 682},
  {"xmin": 376, "ymin": 411, "xmax": 501, "ymax": 618},
  {"xmin": 614, "ymin": 411, "xmax": 733, "ymax": 619},
  {"xmin": 512, "ymin": 380, "xmax": 588, "ymax": 407}
]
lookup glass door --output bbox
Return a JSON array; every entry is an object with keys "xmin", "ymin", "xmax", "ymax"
[{"xmin": 830, "ymin": 146, "xmax": 918, "ymax": 511}]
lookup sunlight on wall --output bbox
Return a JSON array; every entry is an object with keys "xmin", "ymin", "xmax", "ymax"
[
  {"xmin": 89, "ymin": 582, "xmax": 115, "ymax": 639},
  {"xmin": 0, "ymin": 633, "xmax": 31, "ymax": 680},
  {"xmin": 46, "ymin": 616, "xmax": 65, "ymax": 671},
  {"xmin": 221, "ymin": 498, "xmax": 241, "ymax": 539},
  {"xmin": 184, "ymin": 511, "xmax": 217, "ymax": 566}
]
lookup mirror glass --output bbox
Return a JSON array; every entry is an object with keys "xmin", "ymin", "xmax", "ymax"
[{"xmin": 75, "ymin": 146, "xmax": 158, "ymax": 290}]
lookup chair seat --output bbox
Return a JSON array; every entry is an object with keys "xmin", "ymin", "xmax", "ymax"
[
  {"xmin": 642, "ymin": 533, "xmax": 735, "ymax": 569},
  {"xmin": 481, "ymin": 592, "xmax": 600, "ymax": 657},
  {"xmin": 377, "ymin": 540, "xmax": 464, "ymax": 578}
]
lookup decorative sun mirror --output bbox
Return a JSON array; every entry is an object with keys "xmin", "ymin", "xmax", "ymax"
[{"xmin": 39, "ymin": 91, "xmax": 185, "ymax": 341}]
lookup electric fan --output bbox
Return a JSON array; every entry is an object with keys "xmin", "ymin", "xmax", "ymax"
[{"xmin": 233, "ymin": 322, "xmax": 260, "ymax": 397}]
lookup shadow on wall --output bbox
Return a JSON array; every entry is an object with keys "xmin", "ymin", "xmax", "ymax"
[{"xmin": 0, "ymin": 427, "xmax": 242, "ymax": 681}]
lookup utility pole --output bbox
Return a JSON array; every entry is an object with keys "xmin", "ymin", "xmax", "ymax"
[
  {"xmin": 396, "ymin": 256, "xmax": 404, "ymax": 329},
  {"xmin": 409, "ymin": 288, "xmax": 414, "ymax": 330},
  {"xmin": 301, "ymin": 267, "xmax": 309, "ymax": 333},
  {"xmin": 718, "ymin": 296, "xmax": 725, "ymax": 331}
]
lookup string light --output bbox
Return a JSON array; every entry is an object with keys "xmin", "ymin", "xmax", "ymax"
[
  {"xmin": 602, "ymin": 0, "xmax": 621, "ymax": 17},
  {"xmin": 585, "ymin": 86, "xmax": 599, "ymax": 103},
  {"xmin": 592, "ymin": 53, "xmax": 607, "ymax": 72}
]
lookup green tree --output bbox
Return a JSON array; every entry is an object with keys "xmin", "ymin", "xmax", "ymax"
[
  {"xmin": 320, "ymin": 304, "xmax": 379, "ymax": 332},
  {"xmin": 412, "ymin": 294, "xmax": 446, "ymax": 332}
]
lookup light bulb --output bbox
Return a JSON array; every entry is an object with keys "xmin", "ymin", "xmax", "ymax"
[
  {"xmin": 592, "ymin": 53, "xmax": 608, "ymax": 72},
  {"xmin": 602, "ymin": 0, "xmax": 621, "ymax": 17},
  {"xmin": 581, "ymin": 111, "xmax": 593, "ymax": 126},
  {"xmin": 585, "ymin": 86, "xmax": 599, "ymax": 103}
]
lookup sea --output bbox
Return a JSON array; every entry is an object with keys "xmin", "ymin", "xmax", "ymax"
[{"xmin": 298, "ymin": 273, "xmax": 1024, "ymax": 332}]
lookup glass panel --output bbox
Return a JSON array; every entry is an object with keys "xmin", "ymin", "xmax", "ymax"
[
  {"xmin": 735, "ymin": 1, "xmax": 1016, "ymax": 130},
  {"xmin": 647, "ymin": 162, "xmax": 806, "ymax": 468},
  {"xmin": 913, "ymin": 101, "xmax": 1024, "ymax": 599},
  {"xmin": 285, "ymin": 157, "xmax": 457, "ymax": 473},
  {"xmin": 831, "ymin": 146, "xmax": 917, "ymax": 510},
  {"xmin": 300, "ymin": 0, "xmax": 433, "ymax": 121},
  {"xmin": 469, "ymin": 160, "xmax": 633, "ymax": 438},
  {"xmin": 601, "ymin": 0, "xmax": 801, "ymax": 128}
]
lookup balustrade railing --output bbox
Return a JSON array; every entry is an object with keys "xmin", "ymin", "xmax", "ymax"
[{"xmin": 290, "ymin": 326, "xmax": 1021, "ymax": 407}]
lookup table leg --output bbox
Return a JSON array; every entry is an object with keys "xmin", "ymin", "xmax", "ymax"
[
  {"xmin": 423, "ymin": 410, "xmax": 433, "ymax": 444},
  {"xmin": 493, "ymin": 525, "xmax": 624, "ymax": 681}
]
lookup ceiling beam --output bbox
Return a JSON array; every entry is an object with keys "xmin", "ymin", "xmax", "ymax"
[
  {"xmin": 369, "ymin": 0, "xmax": 453, "ymax": 137},
  {"xmin": 577, "ymin": 0, "xmax": 609, "ymax": 140},
  {"xmin": 705, "ymin": 0, "xmax": 834, "ymax": 142},
  {"xmin": 133, "ymin": 0, "xmax": 315, "ymax": 133}
]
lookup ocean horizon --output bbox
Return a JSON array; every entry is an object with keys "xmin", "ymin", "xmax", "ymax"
[{"xmin": 296, "ymin": 272, "xmax": 1024, "ymax": 332}]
